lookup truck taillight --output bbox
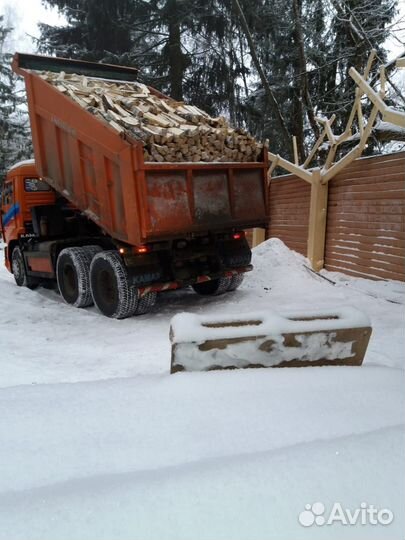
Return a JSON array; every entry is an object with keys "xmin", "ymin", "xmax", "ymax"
[
  {"xmin": 233, "ymin": 232, "xmax": 244, "ymax": 240},
  {"xmin": 136, "ymin": 245, "xmax": 150, "ymax": 254}
]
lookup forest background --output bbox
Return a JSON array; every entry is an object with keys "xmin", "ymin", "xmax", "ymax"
[{"xmin": 0, "ymin": 0, "xmax": 404, "ymax": 183}]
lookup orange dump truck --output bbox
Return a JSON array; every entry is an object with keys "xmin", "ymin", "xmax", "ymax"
[{"xmin": 1, "ymin": 53, "xmax": 269, "ymax": 318}]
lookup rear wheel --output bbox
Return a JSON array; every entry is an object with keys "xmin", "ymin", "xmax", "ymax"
[
  {"xmin": 227, "ymin": 273, "xmax": 244, "ymax": 291},
  {"xmin": 135, "ymin": 290, "xmax": 157, "ymax": 315},
  {"xmin": 57, "ymin": 245, "xmax": 101, "ymax": 308},
  {"xmin": 192, "ymin": 276, "xmax": 231, "ymax": 296},
  {"xmin": 11, "ymin": 247, "xmax": 39, "ymax": 289},
  {"xmin": 90, "ymin": 251, "xmax": 156, "ymax": 319}
]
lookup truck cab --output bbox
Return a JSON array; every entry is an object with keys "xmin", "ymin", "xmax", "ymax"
[
  {"xmin": 1, "ymin": 160, "xmax": 56, "ymax": 274},
  {"xmin": 1, "ymin": 159, "xmax": 106, "ymax": 288}
]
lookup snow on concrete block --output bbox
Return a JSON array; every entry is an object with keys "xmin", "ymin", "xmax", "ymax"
[{"xmin": 170, "ymin": 307, "xmax": 372, "ymax": 373}]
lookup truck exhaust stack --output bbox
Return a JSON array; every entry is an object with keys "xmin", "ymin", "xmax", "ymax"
[{"xmin": 170, "ymin": 307, "xmax": 372, "ymax": 373}]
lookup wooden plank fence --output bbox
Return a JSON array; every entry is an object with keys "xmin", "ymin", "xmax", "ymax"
[
  {"xmin": 324, "ymin": 152, "xmax": 404, "ymax": 281},
  {"xmin": 257, "ymin": 151, "xmax": 404, "ymax": 281},
  {"xmin": 267, "ymin": 175, "xmax": 311, "ymax": 256}
]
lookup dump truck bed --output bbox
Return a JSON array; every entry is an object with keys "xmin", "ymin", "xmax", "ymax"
[{"xmin": 13, "ymin": 53, "xmax": 269, "ymax": 246}]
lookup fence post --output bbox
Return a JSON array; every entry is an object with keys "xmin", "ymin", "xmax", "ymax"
[
  {"xmin": 307, "ymin": 168, "xmax": 328, "ymax": 271},
  {"xmin": 252, "ymin": 228, "xmax": 266, "ymax": 247}
]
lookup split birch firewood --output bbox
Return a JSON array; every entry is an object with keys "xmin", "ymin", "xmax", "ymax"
[{"xmin": 40, "ymin": 70, "xmax": 263, "ymax": 163}]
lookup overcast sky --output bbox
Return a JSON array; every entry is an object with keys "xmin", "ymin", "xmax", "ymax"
[
  {"xmin": 0, "ymin": 0, "xmax": 404, "ymax": 59},
  {"xmin": 0, "ymin": 0, "xmax": 64, "ymax": 52}
]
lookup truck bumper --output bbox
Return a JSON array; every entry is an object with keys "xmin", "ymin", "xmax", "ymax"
[{"xmin": 138, "ymin": 265, "xmax": 253, "ymax": 296}]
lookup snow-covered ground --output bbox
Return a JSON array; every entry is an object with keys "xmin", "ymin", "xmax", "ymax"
[{"xmin": 0, "ymin": 239, "xmax": 404, "ymax": 540}]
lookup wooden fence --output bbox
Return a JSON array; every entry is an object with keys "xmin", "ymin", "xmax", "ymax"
[
  {"xmin": 267, "ymin": 175, "xmax": 311, "ymax": 256},
  {"xmin": 264, "ymin": 151, "xmax": 405, "ymax": 281}
]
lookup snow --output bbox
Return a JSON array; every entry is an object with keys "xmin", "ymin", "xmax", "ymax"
[
  {"xmin": 170, "ymin": 306, "xmax": 370, "ymax": 342},
  {"xmin": 0, "ymin": 238, "xmax": 404, "ymax": 539},
  {"xmin": 173, "ymin": 333, "xmax": 356, "ymax": 371},
  {"xmin": 374, "ymin": 119, "xmax": 405, "ymax": 135},
  {"xmin": 173, "ymin": 332, "xmax": 357, "ymax": 371},
  {"xmin": 6, "ymin": 158, "xmax": 35, "ymax": 171}
]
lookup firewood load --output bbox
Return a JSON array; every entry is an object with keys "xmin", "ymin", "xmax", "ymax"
[{"xmin": 38, "ymin": 71, "xmax": 263, "ymax": 163}]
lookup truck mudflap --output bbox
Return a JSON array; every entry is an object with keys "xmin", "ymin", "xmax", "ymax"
[
  {"xmin": 138, "ymin": 265, "xmax": 252, "ymax": 296},
  {"xmin": 169, "ymin": 307, "xmax": 372, "ymax": 373}
]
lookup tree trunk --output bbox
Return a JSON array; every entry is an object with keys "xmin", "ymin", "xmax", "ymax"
[
  {"xmin": 292, "ymin": 0, "xmax": 320, "ymax": 153},
  {"xmin": 167, "ymin": 0, "xmax": 184, "ymax": 100},
  {"xmin": 231, "ymin": 0, "xmax": 291, "ymax": 153}
]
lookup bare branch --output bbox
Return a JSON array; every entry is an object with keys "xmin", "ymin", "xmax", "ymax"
[{"xmin": 231, "ymin": 0, "xmax": 291, "ymax": 151}]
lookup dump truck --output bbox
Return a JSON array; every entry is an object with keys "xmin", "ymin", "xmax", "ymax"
[{"xmin": 1, "ymin": 53, "xmax": 269, "ymax": 319}]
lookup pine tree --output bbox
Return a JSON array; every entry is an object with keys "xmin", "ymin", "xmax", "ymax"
[
  {"xmin": 184, "ymin": 0, "xmax": 251, "ymax": 120},
  {"xmin": 318, "ymin": 0, "xmax": 397, "ymax": 126},
  {"xmin": 0, "ymin": 16, "xmax": 32, "ymax": 186},
  {"xmin": 38, "ymin": 0, "xmax": 137, "ymax": 65},
  {"xmin": 38, "ymin": 0, "xmax": 399, "ymax": 160},
  {"xmin": 38, "ymin": 0, "xmax": 248, "ymax": 114},
  {"xmin": 239, "ymin": 0, "xmax": 398, "ymax": 159}
]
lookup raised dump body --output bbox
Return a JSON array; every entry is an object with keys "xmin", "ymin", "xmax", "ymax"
[{"xmin": 12, "ymin": 53, "xmax": 268, "ymax": 246}]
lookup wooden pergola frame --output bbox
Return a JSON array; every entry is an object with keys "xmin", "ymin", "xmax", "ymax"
[{"xmin": 255, "ymin": 51, "xmax": 405, "ymax": 271}]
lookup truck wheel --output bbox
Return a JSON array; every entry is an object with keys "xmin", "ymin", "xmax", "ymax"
[
  {"xmin": 11, "ymin": 247, "xmax": 39, "ymax": 289},
  {"xmin": 57, "ymin": 246, "xmax": 101, "ymax": 308},
  {"xmin": 227, "ymin": 274, "xmax": 244, "ymax": 291},
  {"xmin": 192, "ymin": 276, "xmax": 231, "ymax": 296},
  {"xmin": 134, "ymin": 291, "xmax": 157, "ymax": 315},
  {"xmin": 90, "ymin": 251, "xmax": 139, "ymax": 319}
]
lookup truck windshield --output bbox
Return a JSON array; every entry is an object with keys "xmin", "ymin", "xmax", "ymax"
[{"xmin": 24, "ymin": 178, "xmax": 51, "ymax": 192}]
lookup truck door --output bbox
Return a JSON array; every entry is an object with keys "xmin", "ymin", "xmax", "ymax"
[{"xmin": 0, "ymin": 178, "xmax": 19, "ymax": 244}]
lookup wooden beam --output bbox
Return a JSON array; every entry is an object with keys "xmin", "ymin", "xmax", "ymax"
[
  {"xmin": 349, "ymin": 67, "xmax": 405, "ymax": 128},
  {"xmin": 315, "ymin": 115, "xmax": 336, "ymax": 145},
  {"xmin": 357, "ymin": 99, "xmax": 364, "ymax": 137},
  {"xmin": 268, "ymin": 154, "xmax": 279, "ymax": 185},
  {"xmin": 324, "ymin": 144, "xmax": 338, "ymax": 171},
  {"xmin": 252, "ymin": 228, "xmax": 266, "ymax": 247},
  {"xmin": 364, "ymin": 49, "xmax": 377, "ymax": 79},
  {"xmin": 292, "ymin": 136, "xmax": 299, "ymax": 165},
  {"xmin": 268, "ymin": 151, "xmax": 313, "ymax": 184},
  {"xmin": 323, "ymin": 145, "xmax": 362, "ymax": 183},
  {"xmin": 307, "ymin": 168, "xmax": 328, "ymax": 271},
  {"xmin": 344, "ymin": 88, "xmax": 361, "ymax": 136},
  {"xmin": 359, "ymin": 105, "xmax": 380, "ymax": 146},
  {"xmin": 322, "ymin": 105, "xmax": 379, "ymax": 182},
  {"xmin": 383, "ymin": 109, "xmax": 405, "ymax": 128},
  {"xmin": 343, "ymin": 51, "xmax": 375, "ymax": 136},
  {"xmin": 396, "ymin": 57, "xmax": 405, "ymax": 68},
  {"xmin": 379, "ymin": 66, "xmax": 386, "ymax": 97},
  {"xmin": 335, "ymin": 129, "xmax": 352, "ymax": 144},
  {"xmin": 303, "ymin": 127, "xmax": 327, "ymax": 168}
]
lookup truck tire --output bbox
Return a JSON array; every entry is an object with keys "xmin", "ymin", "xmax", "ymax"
[
  {"xmin": 227, "ymin": 273, "xmax": 244, "ymax": 291},
  {"xmin": 57, "ymin": 245, "xmax": 101, "ymax": 308},
  {"xmin": 90, "ymin": 251, "xmax": 140, "ymax": 319},
  {"xmin": 133, "ymin": 290, "xmax": 157, "ymax": 315},
  {"xmin": 11, "ymin": 247, "xmax": 39, "ymax": 289},
  {"xmin": 192, "ymin": 276, "xmax": 231, "ymax": 296}
]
